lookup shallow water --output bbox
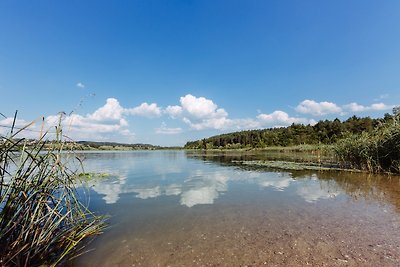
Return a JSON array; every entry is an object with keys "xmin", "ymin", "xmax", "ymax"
[{"xmin": 75, "ymin": 150, "xmax": 400, "ymax": 266}]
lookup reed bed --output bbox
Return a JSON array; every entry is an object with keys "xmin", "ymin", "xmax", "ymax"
[
  {"xmin": 0, "ymin": 114, "xmax": 106, "ymax": 266},
  {"xmin": 334, "ymin": 116, "xmax": 400, "ymax": 174}
]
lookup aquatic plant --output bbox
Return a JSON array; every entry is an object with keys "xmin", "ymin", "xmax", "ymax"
[
  {"xmin": 334, "ymin": 114, "xmax": 400, "ymax": 173},
  {"xmin": 0, "ymin": 113, "xmax": 106, "ymax": 266}
]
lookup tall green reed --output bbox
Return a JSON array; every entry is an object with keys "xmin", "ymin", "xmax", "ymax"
[
  {"xmin": 334, "ymin": 115, "xmax": 400, "ymax": 173},
  {"xmin": 0, "ymin": 112, "xmax": 106, "ymax": 266}
]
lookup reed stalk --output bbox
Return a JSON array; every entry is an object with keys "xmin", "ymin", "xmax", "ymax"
[{"xmin": 0, "ymin": 113, "xmax": 106, "ymax": 266}]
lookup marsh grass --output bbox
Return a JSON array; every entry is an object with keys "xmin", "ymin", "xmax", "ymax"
[
  {"xmin": 335, "ymin": 116, "xmax": 400, "ymax": 174},
  {"xmin": 0, "ymin": 113, "xmax": 106, "ymax": 266}
]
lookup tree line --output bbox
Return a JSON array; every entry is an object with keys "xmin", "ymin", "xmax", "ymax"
[{"xmin": 184, "ymin": 110, "xmax": 398, "ymax": 149}]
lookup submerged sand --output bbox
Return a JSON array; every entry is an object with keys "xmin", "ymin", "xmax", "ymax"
[
  {"xmin": 77, "ymin": 195, "xmax": 400, "ymax": 266},
  {"xmin": 74, "ymin": 151, "xmax": 400, "ymax": 266}
]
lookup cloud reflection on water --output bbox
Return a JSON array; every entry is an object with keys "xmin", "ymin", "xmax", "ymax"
[
  {"xmin": 296, "ymin": 175, "xmax": 341, "ymax": 203},
  {"xmin": 88, "ymin": 168, "xmax": 340, "ymax": 207},
  {"xmin": 81, "ymin": 152, "xmax": 341, "ymax": 207}
]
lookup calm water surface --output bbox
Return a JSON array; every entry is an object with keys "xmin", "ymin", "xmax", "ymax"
[{"xmin": 75, "ymin": 151, "xmax": 400, "ymax": 266}]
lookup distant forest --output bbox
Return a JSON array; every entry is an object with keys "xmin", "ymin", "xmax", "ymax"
[
  {"xmin": 184, "ymin": 111, "xmax": 398, "ymax": 149},
  {"xmin": 75, "ymin": 141, "xmax": 161, "ymax": 150}
]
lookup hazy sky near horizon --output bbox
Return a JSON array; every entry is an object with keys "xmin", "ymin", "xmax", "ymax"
[{"xmin": 1, "ymin": 1, "xmax": 400, "ymax": 146}]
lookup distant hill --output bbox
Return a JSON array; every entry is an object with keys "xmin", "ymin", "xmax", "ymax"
[
  {"xmin": 75, "ymin": 141, "xmax": 162, "ymax": 150},
  {"xmin": 4, "ymin": 139, "xmax": 181, "ymax": 151}
]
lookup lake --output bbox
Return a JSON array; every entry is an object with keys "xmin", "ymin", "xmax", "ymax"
[{"xmin": 75, "ymin": 150, "xmax": 400, "ymax": 266}]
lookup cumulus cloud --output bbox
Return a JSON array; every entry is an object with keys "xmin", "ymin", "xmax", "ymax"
[
  {"xmin": 225, "ymin": 118, "xmax": 262, "ymax": 130},
  {"xmin": 295, "ymin": 99, "xmax": 394, "ymax": 117},
  {"xmin": 0, "ymin": 107, "xmax": 132, "ymax": 142},
  {"xmin": 0, "ymin": 117, "xmax": 39, "ymax": 138},
  {"xmin": 257, "ymin": 110, "xmax": 314, "ymax": 126},
  {"xmin": 255, "ymin": 111, "xmax": 317, "ymax": 128},
  {"xmin": 296, "ymin": 100, "xmax": 342, "ymax": 116},
  {"xmin": 47, "ymin": 114, "xmax": 128, "ymax": 133},
  {"xmin": 155, "ymin": 122, "xmax": 182, "ymax": 134},
  {"xmin": 343, "ymin": 102, "xmax": 367, "ymax": 112},
  {"xmin": 7, "ymin": 92, "xmax": 396, "ymax": 143},
  {"xmin": 126, "ymin": 102, "xmax": 162, "ymax": 118},
  {"xmin": 183, "ymin": 117, "xmax": 232, "ymax": 130},
  {"xmin": 45, "ymin": 98, "xmax": 133, "ymax": 141},
  {"xmin": 163, "ymin": 94, "xmax": 317, "ymax": 130},
  {"xmin": 89, "ymin": 98, "xmax": 125, "ymax": 121},
  {"xmin": 180, "ymin": 94, "xmax": 228, "ymax": 120},
  {"xmin": 160, "ymin": 94, "xmax": 233, "ymax": 130},
  {"xmin": 343, "ymin": 102, "xmax": 393, "ymax": 113},
  {"xmin": 0, "ymin": 117, "xmax": 34, "ymax": 129},
  {"xmin": 176, "ymin": 94, "xmax": 232, "ymax": 130},
  {"xmin": 76, "ymin": 82, "xmax": 85, "ymax": 88},
  {"xmin": 165, "ymin": 105, "xmax": 183, "ymax": 118},
  {"xmin": 370, "ymin": 103, "xmax": 391, "ymax": 111}
]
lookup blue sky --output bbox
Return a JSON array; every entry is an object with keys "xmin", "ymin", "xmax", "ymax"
[{"xmin": 1, "ymin": 1, "xmax": 400, "ymax": 146}]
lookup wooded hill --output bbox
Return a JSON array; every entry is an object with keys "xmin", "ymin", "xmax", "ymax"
[
  {"xmin": 76, "ymin": 141, "xmax": 161, "ymax": 150},
  {"xmin": 184, "ymin": 113, "xmax": 397, "ymax": 149}
]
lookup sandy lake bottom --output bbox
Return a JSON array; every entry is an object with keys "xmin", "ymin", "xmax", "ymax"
[{"xmin": 74, "ymin": 151, "xmax": 400, "ymax": 266}]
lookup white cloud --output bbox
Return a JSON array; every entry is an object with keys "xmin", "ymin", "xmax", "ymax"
[
  {"xmin": 48, "ymin": 114, "xmax": 128, "ymax": 133},
  {"xmin": 0, "ymin": 117, "xmax": 39, "ymax": 138},
  {"xmin": 257, "ymin": 110, "xmax": 314, "ymax": 126},
  {"xmin": 165, "ymin": 105, "xmax": 183, "ymax": 118},
  {"xmin": 343, "ymin": 102, "xmax": 367, "ymax": 112},
  {"xmin": 295, "ymin": 99, "xmax": 394, "ymax": 117},
  {"xmin": 228, "ymin": 118, "xmax": 262, "ymax": 130},
  {"xmin": 89, "ymin": 98, "xmax": 125, "ymax": 122},
  {"xmin": 155, "ymin": 122, "xmax": 182, "ymax": 134},
  {"xmin": 180, "ymin": 94, "xmax": 228, "ymax": 120},
  {"xmin": 370, "ymin": 103, "xmax": 390, "ymax": 111},
  {"xmin": 126, "ymin": 102, "xmax": 162, "ymax": 118},
  {"xmin": 343, "ymin": 102, "xmax": 393, "ymax": 113},
  {"xmin": 0, "ymin": 117, "xmax": 33, "ymax": 128},
  {"xmin": 183, "ymin": 117, "xmax": 232, "ymax": 130},
  {"xmin": 45, "ymin": 98, "xmax": 134, "ymax": 141},
  {"xmin": 1, "ymin": 97, "xmax": 157, "ymax": 141},
  {"xmin": 76, "ymin": 82, "xmax": 85, "ymax": 88},
  {"xmin": 165, "ymin": 95, "xmax": 316, "ymax": 131},
  {"xmin": 176, "ymin": 94, "xmax": 231, "ymax": 130},
  {"xmin": 296, "ymin": 100, "xmax": 342, "ymax": 116},
  {"xmin": 6, "ymin": 92, "xmax": 396, "ymax": 143}
]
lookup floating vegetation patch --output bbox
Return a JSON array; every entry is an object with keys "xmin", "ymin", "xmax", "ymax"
[
  {"xmin": 77, "ymin": 172, "xmax": 111, "ymax": 181},
  {"xmin": 233, "ymin": 160, "xmax": 358, "ymax": 172}
]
